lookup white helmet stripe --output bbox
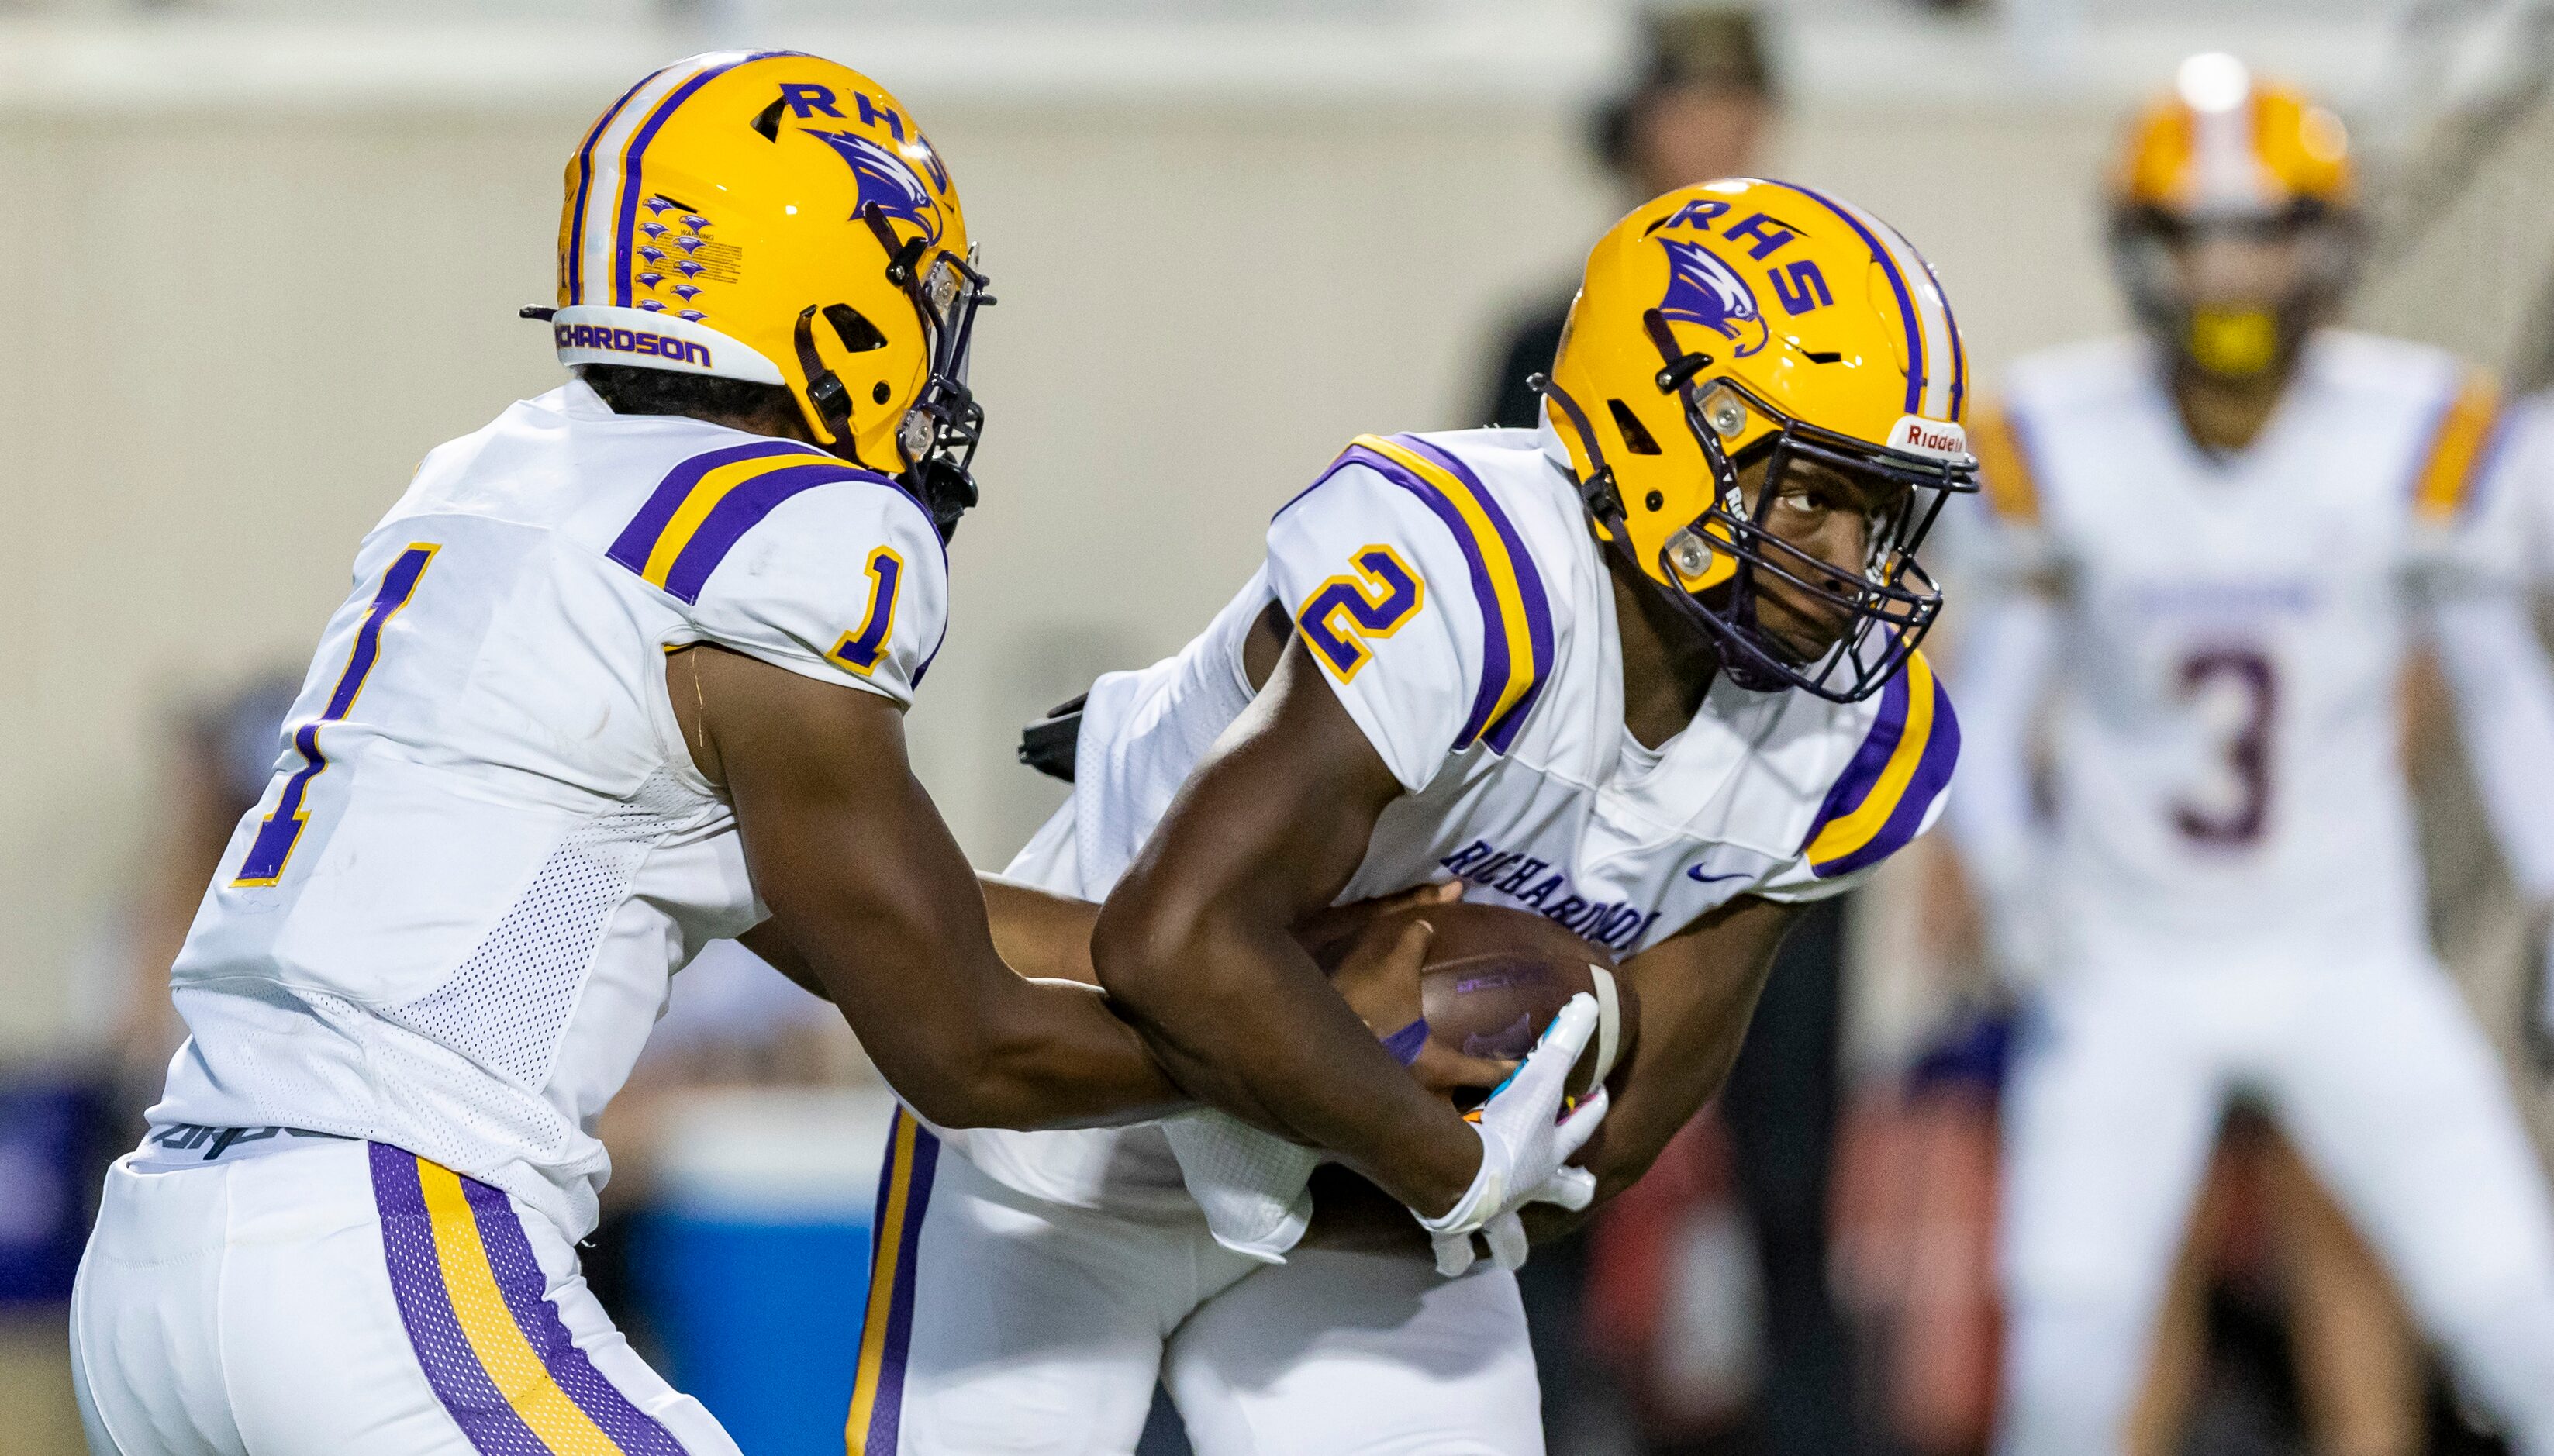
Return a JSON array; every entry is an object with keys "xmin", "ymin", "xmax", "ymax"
[
  {"xmin": 1840, "ymin": 199, "xmax": 1959, "ymax": 420},
  {"xmin": 575, "ymin": 60, "xmax": 710, "ymax": 309}
]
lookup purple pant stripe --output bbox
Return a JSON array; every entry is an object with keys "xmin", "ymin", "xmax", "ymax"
[
  {"xmin": 367, "ymin": 1144, "xmax": 554, "ymax": 1456},
  {"xmin": 862, "ymin": 1117, "xmax": 942, "ymax": 1456},
  {"xmin": 458, "ymin": 1176, "xmax": 691, "ymax": 1455}
]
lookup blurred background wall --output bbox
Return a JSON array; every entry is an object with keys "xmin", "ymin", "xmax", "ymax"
[{"xmin": 3, "ymin": 0, "xmax": 2434, "ymax": 1060}]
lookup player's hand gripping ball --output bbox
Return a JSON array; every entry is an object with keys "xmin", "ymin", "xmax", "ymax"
[{"xmin": 1312, "ymin": 895, "xmax": 1638, "ymax": 1108}]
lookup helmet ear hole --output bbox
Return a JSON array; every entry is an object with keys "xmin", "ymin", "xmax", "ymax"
[
  {"xmin": 1607, "ymin": 399, "xmax": 1663, "ymax": 456},
  {"xmin": 750, "ymin": 95, "xmax": 785, "ymax": 143},
  {"xmin": 823, "ymin": 304, "xmax": 889, "ymax": 354}
]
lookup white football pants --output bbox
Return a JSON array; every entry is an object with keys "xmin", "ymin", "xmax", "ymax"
[
  {"xmin": 847, "ymin": 1110, "xmax": 1544, "ymax": 1455},
  {"xmin": 71, "ymin": 1137, "xmax": 739, "ymax": 1456},
  {"xmin": 1997, "ymin": 954, "xmax": 2554, "ymax": 1456}
]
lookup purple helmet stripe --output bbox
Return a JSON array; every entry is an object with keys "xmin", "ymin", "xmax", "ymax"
[
  {"xmin": 367, "ymin": 1144, "xmax": 552, "ymax": 1455},
  {"xmin": 457, "ymin": 1176, "xmax": 690, "ymax": 1454},
  {"xmin": 1779, "ymin": 181, "xmax": 1928, "ymax": 416},
  {"xmin": 612, "ymin": 53, "xmax": 776, "ymax": 309},
  {"xmin": 1392, "ymin": 433, "xmax": 1556, "ymax": 752},
  {"xmin": 566, "ymin": 67, "xmax": 662, "ymax": 304}
]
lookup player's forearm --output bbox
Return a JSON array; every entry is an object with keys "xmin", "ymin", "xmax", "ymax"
[
  {"xmin": 978, "ymin": 876, "xmax": 1100, "ymax": 985},
  {"xmin": 1092, "ymin": 893, "xmax": 1483, "ymax": 1217},
  {"xmin": 2430, "ymin": 593, "xmax": 2554, "ymax": 899},
  {"xmin": 781, "ymin": 895, "xmax": 1178, "ymax": 1128}
]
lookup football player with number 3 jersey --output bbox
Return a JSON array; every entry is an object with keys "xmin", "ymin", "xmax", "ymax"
[
  {"xmin": 1954, "ymin": 57, "xmax": 2554, "ymax": 1455},
  {"xmin": 854, "ymin": 178, "xmax": 1976, "ymax": 1454},
  {"xmin": 66, "ymin": 52, "xmax": 1240, "ymax": 1456}
]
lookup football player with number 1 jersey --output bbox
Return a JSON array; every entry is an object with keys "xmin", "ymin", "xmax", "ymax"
[
  {"xmin": 1954, "ymin": 57, "xmax": 2554, "ymax": 1455},
  {"xmin": 851, "ymin": 179, "xmax": 1975, "ymax": 1454},
  {"xmin": 66, "ymin": 53, "xmax": 1235, "ymax": 1456}
]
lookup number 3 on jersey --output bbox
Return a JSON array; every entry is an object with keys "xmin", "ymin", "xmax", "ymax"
[
  {"xmin": 2174, "ymin": 647, "xmax": 2276, "ymax": 847},
  {"xmin": 1298, "ymin": 544, "xmax": 1425, "ymax": 682},
  {"xmin": 231, "ymin": 544, "xmax": 438, "ymax": 886}
]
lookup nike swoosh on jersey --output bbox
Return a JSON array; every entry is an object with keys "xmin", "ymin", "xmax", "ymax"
[{"xmin": 1687, "ymin": 865, "xmax": 1752, "ymax": 884}]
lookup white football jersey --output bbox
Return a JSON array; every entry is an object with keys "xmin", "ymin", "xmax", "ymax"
[
  {"xmin": 150, "ymin": 379, "xmax": 948, "ymax": 1240},
  {"xmin": 1969, "ymin": 330, "xmax": 2514, "ymax": 971},
  {"xmin": 964, "ymin": 423, "xmax": 1959, "ymax": 1216}
]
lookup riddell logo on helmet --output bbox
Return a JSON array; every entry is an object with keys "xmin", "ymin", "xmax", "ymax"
[
  {"xmin": 555, "ymin": 323, "xmax": 711, "ymax": 367},
  {"xmin": 1886, "ymin": 416, "xmax": 1968, "ymax": 460}
]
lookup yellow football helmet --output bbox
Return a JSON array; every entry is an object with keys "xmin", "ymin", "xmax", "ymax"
[
  {"xmin": 2109, "ymin": 54, "xmax": 2359, "ymax": 380},
  {"xmin": 545, "ymin": 50, "xmax": 990, "ymax": 536},
  {"xmin": 1537, "ymin": 178, "xmax": 1976, "ymax": 703}
]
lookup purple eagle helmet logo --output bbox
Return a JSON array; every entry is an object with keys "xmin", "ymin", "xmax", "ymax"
[
  {"xmin": 1658, "ymin": 237, "xmax": 1769, "ymax": 359},
  {"xmin": 808, "ymin": 129, "xmax": 941, "ymax": 246}
]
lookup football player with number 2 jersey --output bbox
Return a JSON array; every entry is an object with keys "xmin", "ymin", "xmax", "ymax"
[
  {"xmin": 851, "ymin": 178, "xmax": 1976, "ymax": 1454},
  {"xmin": 65, "ymin": 52, "xmax": 1251, "ymax": 1456},
  {"xmin": 1954, "ymin": 57, "xmax": 2554, "ymax": 1455}
]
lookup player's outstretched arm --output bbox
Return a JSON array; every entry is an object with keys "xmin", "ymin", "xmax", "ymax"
[
  {"xmin": 1090, "ymin": 634, "xmax": 1493, "ymax": 1220},
  {"xmin": 686, "ymin": 643, "xmax": 1184, "ymax": 1130},
  {"xmin": 1520, "ymin": 892, "xmax": 1799, "ymax": 1242}
]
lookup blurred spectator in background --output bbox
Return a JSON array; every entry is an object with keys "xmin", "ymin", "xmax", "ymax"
[
  {"xmin": 1481, "ymin": 6, "xmax": 1775, "ymax": 436},
  {"xmin": 1477, "ymin": 12, "xmax": 1859, "ymax": 1456},
  {"xmin": 79, "ymin": 671, "xmax": 302, "ymax": 1135}
]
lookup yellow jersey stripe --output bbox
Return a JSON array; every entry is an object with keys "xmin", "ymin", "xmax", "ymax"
[
  {"xmin": 1969, "ymin": 405, "xmax": 2041, "ymax": 526},
  {"xmin": 2413, "ymin": 370, "xmax": 2502, "ymax": 523},
  {"xmin": 1355, "ymin": 435, "xmax": 1547, "ymax": 743},
  {"xmin": 415, "ymin": 1159, "xmax": 627, "ymax": 1454},
  {"xmin": 1807, "ymin": 651, "xmax": 1940, "ymax": 867},
  {"xmin": 639, "ymin": 452, "xmax": 805, "ymax": 588}
]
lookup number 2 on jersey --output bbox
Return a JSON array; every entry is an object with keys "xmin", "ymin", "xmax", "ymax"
[
  {"xmin": 231, "ymin": 544, "xmax": 439, "ymax": 886},
  {"xmin": 2173, "ymin": 647, "xmax": 2276, "ymax": 847},
  {"xmin": 1298, "ymin": 544, "xmax": 1425, "ymax": 682}
]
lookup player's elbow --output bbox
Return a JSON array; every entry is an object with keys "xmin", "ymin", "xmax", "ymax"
[
  {"xmin": 898, "ymin": 1020, "xmax": 1075, "ymax": 1131},
  {"xmin": 1089, "ymin": 882, "xmax": 1214, "ymax": 1014}
]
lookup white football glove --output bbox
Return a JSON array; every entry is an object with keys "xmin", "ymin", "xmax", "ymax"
[{"xmin": 1414, "ymin": 992, "xmax": 1609, "ymax": 1277}]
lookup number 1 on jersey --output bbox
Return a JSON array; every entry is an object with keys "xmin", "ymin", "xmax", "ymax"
[{"xmin": 231, "ymin": 544, "xmax": 439, "ymax": 886}]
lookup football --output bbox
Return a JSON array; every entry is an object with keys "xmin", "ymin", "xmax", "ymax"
[{"xmin": 1317, "ymin": 899, "xmax": 1636, "ymax": 1104}]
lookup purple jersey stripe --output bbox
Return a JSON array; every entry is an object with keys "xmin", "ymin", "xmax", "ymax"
[
  {"xmin": 657, "ymin": 461, "xmax": 886, "ymax": 605},
  {"xmin": 1782, "ymin": 181, "xmax": 1927, "ymax": 415},
  {"xmin": 605, "ymin": 440, "xmax": 824, "ymax": 579},
  {"xmin": 565, "ymin": 67, "xmax": 661, "ymax": 303},
  {"xmin": 1393, "ymin": 433, "xmax": 1555, "ymax": 752},
  {"xmin": 1803, "ymin": 661, "xmax": 1914, "ymax": 850},
  {"xmin": 457, "ymin": 1177, "xmax": 689, "ymax": 1454},
  {"xmin": 861, "ymin": 1117, "xmax": 941, "ymax": 1456},
  {"xmin": 1814, "ymin": 672, "xmax": 1959, "ymax": 879},
  {"xmin": 1330, "ymin": 444, "xmax": 1518, "ymax": 755},
  {"xmin": 368, "ymin": 1144, "xmax": 553, "ymax": 1456}
]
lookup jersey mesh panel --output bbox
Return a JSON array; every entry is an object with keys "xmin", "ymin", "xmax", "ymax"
[{"xmin": 382, "ymin": 771, "xmax": 697, "ymax": 1089}]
